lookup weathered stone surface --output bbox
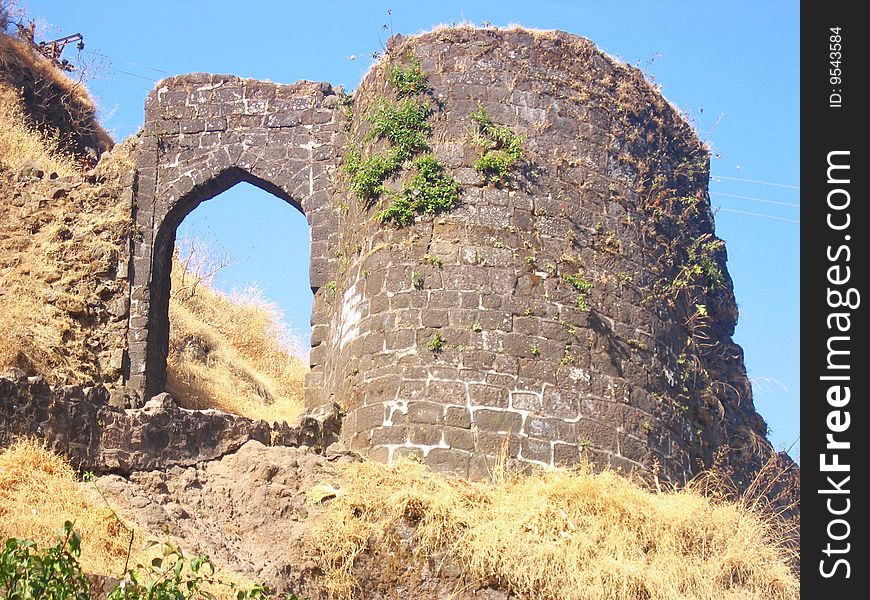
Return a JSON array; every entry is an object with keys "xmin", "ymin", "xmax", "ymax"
[
  {"xmin": 320, "ymin": 28, "xmax": 777, "ymax": 487},
  {"xmin": 0, "ymin": 377, "xmax": 340, "ymax": 474},
  {"xmin": 129, "ymin": 76, "xmax": 343, "ymax": 406}
]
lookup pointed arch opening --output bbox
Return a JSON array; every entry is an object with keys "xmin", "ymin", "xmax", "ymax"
[{"xmin": 144, "ymin": 168, "xmax": 312, "ymax": 421}]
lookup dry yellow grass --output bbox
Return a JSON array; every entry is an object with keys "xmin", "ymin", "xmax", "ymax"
[
  {"xmin": 0, "ymin": 135, "xmax": 132, "ymax": 382},
  {"xmin": 0, "ymin": 46, "xmax": 131, "ymax": 384},
  {"xmin": 0, "ymin": 438, "xmax": 135, "ymax": 576},
  {"xmin": 307, "ymin": 459, "xmax": 799, "ymax": 600},
  {"xmin": 0, "ymin": 83, "xmax": 78, "ymax": 175},
  {"xmin": 0, "ymin": 31, "xmax": 112, "ymax": 159},
  {"xmin": 167, "ymin": 253, "xmax": 307, "ymax": 423}
]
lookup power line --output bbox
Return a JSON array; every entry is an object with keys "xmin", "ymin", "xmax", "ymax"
[
  {"xmin": 711, "ymin": 175, "xmax": 800, "ymax": 190},
  {"xmin": 82, "ymin": 49, "xmax": 171, "ymax": 75},
  {"xmin": 712, "ymin": 205, "xmax": 800, "ymax": 224},
  {"xmin": 110, "ymin": 67, "xmax": 157, "ymax": 83},
  {"xmin": 710, "ymin": 191, "xmax": 800, "ymax": 209}
]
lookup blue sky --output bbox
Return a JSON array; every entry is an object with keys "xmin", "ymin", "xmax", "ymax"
[{"xmin": 26, "ymin": 1, "xmax": 799, "ymax": 459}]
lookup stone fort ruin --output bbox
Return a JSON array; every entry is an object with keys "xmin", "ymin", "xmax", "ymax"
[{"xmin": 23, "ymin": 28, "xmax": 778, "ymax": 484}]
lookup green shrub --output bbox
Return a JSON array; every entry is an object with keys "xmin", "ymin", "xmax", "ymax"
[
  {"xmin": 344, "ymin": 52, "xmax": 462, "ymax": 226},
  {"xmin": 562, "ymin": 272, "xmax": 593, "ymax": 312},
  {"xmin": 364, "ymin": 99, "xmax": 431, "ymax": 160},
  {"xmin": 376, "ymin": 154, "xmax": 460, "ymax": 226},
  {"xmin": 344, "ymin": 146, "xmax": 400, "ymax": 201},
  {"xmin": 387, "ymin": 56, "xmax": 428, "ymax": 97},
  {"xmin": 1, "ymin": 524, "xmax": 291, "ymax": 600},
  {"xmin": 470, "ymin": 103, "xmax": 525, "ymax": 185},
  {"xmin": 0, "ymin": 522, "xmax": 89, "ymax": 600}
]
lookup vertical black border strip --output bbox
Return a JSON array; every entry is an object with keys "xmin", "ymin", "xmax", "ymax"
[{"xmin": 802, "ymin": 3, "xmax": 864, "ymax": 592}]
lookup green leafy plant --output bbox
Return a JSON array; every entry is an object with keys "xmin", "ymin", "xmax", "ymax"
[
  {"xmin": 344, "ymin": 145, "xmax": 398, "ymax": 202},
  {"xmin": 376, "ymin": 154, "xmax": 461, "ymax": 226},
  {"xmin": 0, "ymin": 521, "xmax": 90, "ymax": 600},
  {"xmin": 1, "ymin": 526, "xmax": 287, "ymax": 600},
  {"xmin": 344, "ymin": 54, "xmax": 462, "ymax": 226},
  {"xmin": 687, "ymin": 236, "xmax": 725, "ymax": 289},
  {"xmin": 469, "ymin": 103, "xmax": 525, "ymax": 185},
  {"xmin": 423, "ymin": 254, "xmax": 442, "ymax": 267},
  {"xmin": 562, "ymin": 272, "xmax": 592, "ymax": 312},
  {"xmin": 364, "ymin": 99, "xmax": 431, "ymax": 160},
  {"xmin": 651, "ymin": 234, "xmax": 725, "ymax": 305},
  {"xmin": 530, "ymin": 342, "xmax": 540, "ymax": 357},
  {"xmin": 426, "ymin": 331, "xmax": 445, "ymax": 352},
  {"xmin": 470, "ymin": 322, "xmax": 482, "ymax": 333},
  {"xmin": 387, "ymin": 55, "xmax": 428, "ymax": 96},
  {"xmin": 108, "ymin": 544, "xmax": 276, "ymax": 600}
]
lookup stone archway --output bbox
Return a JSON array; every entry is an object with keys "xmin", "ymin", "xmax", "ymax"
[
  {"xmin": 121, "ymin": 30, "xmax": 776, "ymax": 485},
  {"xmin": 128, "ymin": 74, "xmax": 342, "ymax": 404}
]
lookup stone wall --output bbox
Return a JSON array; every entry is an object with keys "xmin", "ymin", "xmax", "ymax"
[
  {"xmin": 0, "ymin": 374, "xmax": 340, "ymax": 474},
  {"xmin": 124, "ymin": 28, "xmax": 774, "ymax": 486},
  {"xmin": 129, "ymin": 75, "xmax": 343, "ymax": 404}
]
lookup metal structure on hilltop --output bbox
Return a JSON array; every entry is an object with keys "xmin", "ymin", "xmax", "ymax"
[{"xmin": 15, "ymin": 20, "xmax": 83, "ymax": 71}]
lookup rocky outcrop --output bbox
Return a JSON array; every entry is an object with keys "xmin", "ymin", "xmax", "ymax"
[{"xmin": 88, "ymin": 440, "xmax": 516, "ymax": 600}]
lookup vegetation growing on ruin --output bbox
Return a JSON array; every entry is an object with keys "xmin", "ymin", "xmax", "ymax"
[
  {"xmin": 343, "ymin": 53, "xmax": 461, "ymax": 226},
  {"xmin": 387, "ymin": 55, "xmax": 428, "ymax": 97},
  {"xmin": 470, "ymin": 103, "xmax": 525, "ymax": 185},
  {"xmin": 562, "ymin": 272, "xmax": 593, "ymax": 312},
  {"xmin": 364, "ymin": 98, "xmax": 432, "ymax": 159},
  {"xmin": 426, "ymin": 331, "xmax": 445, "ymax": 352},
  {"xmin": 343, "ymin": 145, "xmax": 395, "ymax": 202},
  {"xmin": 376, "ymin": 154, "xmax": 462, "ymax": 225}
]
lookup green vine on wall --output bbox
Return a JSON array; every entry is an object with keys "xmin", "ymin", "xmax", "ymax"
[
  {"xmin": 343, "ymin": 53, "xmax": 461, "ymax": 226},
  {"xmin": 562, "ymin": 272, "xmax": 593, "ymax": 312},
  {"xmin": 469, "ymin": 103, "xmax": 525, "ymax": 186}
]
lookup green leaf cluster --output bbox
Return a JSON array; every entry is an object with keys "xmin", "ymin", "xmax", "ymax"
[
  {"xmin": 364, "ymin": 99, "xmax": 431, "ymax": 160},
  {"xmin": 377, "ymin": 155, "xmax": 461, "ymax": 226},
  {"xmin": 0, "ymin": 522, "xmax": 89, "ymax": 600},
  {"xmin": 562, "ymin": 272, "xmax": 593, "ymax": 312},
  {"xmin": 1, "ymin": 525, "xmax": 295, "ymax": 600},
  {"xmin": 470, "ymin": 103, "xmax": 525, "ymax": 185},
  {"xmin": 344, "ymin": 53, "xmax": 460, "ymax": 226},
  {"xmin": 387, "ymin": 56, "xmax": 429, "ymax": 97}
]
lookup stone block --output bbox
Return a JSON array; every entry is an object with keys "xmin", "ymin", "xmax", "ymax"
[
  {"xmin": 541, "ymin": 387, "xmax": 579, "ymax": 419},
  {"xmin": 467, "ymin": 384, "xmax": 508, "ymax": 408},
  {"xmin": 406, "ymin": 401, "xmax": 444, "ymax": 425},
  {"xmin": 473, "ymin": 409, "xmax": 522, "ymax": 434},
  {"xmin": 520, "ymin": 438, "xmax": 553, "ymax": 464},
  {"xmin": 409, "ymin": 425, "xmax": 442, "ymax": 446},
  {"xmin": 443, "ymin": 426, "xmax": 475, "ymax": 451},
  {"xmin": 355, "ymin": 403, "xmax": 386, "ymax": 432},
  {"xmin": 444, "ymin": 407, "xmax": 472, "ymax": 429},
  {"xmin": 425, "ymin": 448, "xmax": 470, "ymax": 476}
]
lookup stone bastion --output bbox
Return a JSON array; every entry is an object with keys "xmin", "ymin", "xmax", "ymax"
[{"xmin": 124, "ymin": 28, "xmax": 772, "ymax": 485}]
